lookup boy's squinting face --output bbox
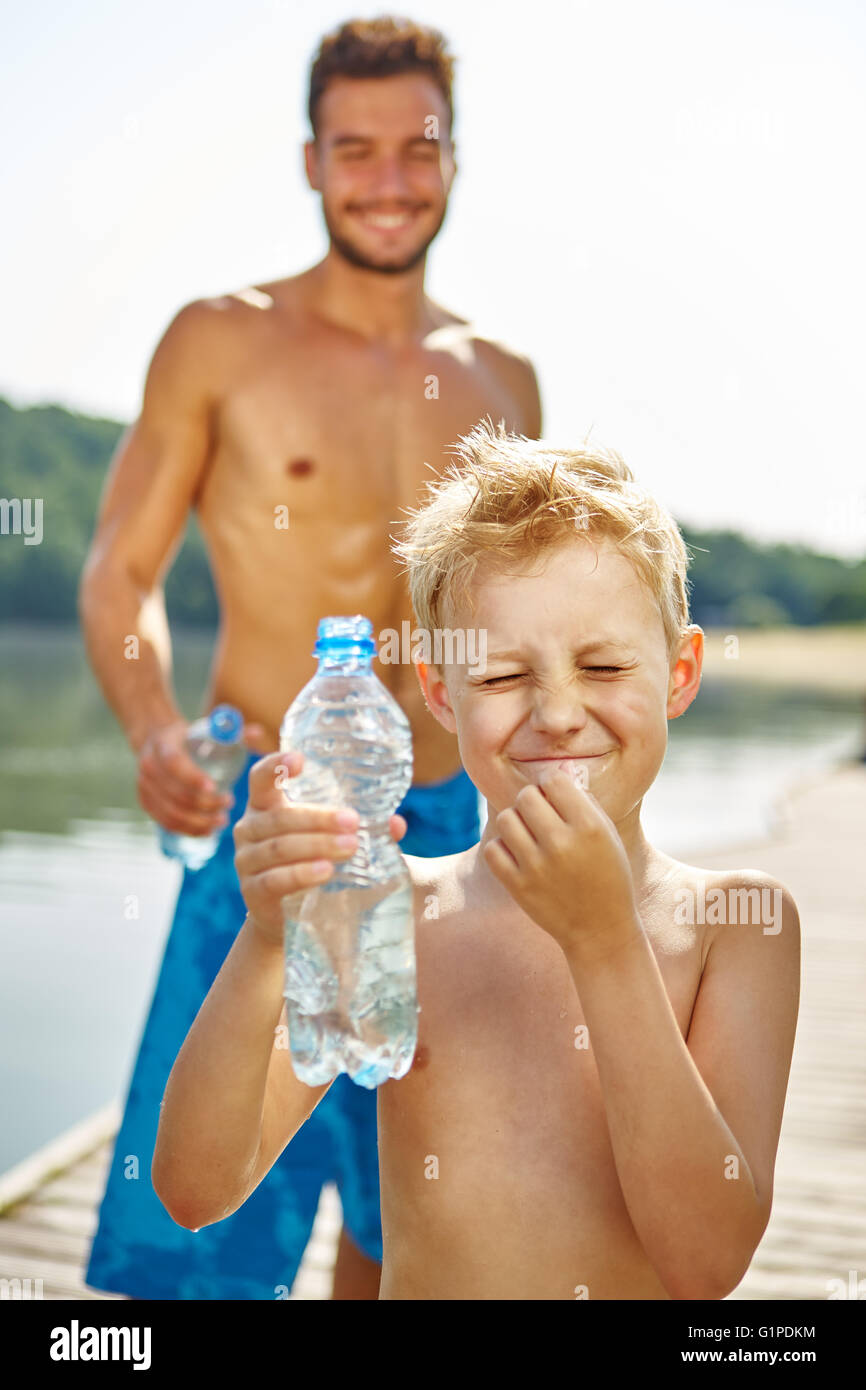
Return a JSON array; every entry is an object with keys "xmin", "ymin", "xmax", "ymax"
[{"xmin": 419, "ymin": 534, "xmax": 702, "ymax": 826}]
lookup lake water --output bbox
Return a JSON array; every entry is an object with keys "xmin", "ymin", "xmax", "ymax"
[{"xmin": 0, "ymin": 623, "xmax": 863, "ymax": 1175}]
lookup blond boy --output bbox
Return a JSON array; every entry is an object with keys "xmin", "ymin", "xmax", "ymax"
[{"xmin": 153, "ymin": 424, "xmax": 800, "ymax": 1300}]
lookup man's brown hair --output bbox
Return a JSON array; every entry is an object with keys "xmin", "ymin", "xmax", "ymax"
[{"xmin": 308, "ymin": 15, "xmax": 455, "ymax": 137}]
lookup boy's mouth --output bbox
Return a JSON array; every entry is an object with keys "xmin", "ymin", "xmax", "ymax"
[{"xmin": 511, "ymin": 754, "xmax": 612, "ymax": 784}]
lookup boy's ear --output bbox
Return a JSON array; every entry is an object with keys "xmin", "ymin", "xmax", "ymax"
[
  {"xmin": 415, "ymin": 658, "xmax": 458, "ymax": 734},
  {"xmin": 667, "ymin": 626, "xmax": 704, "ymax": 720}
]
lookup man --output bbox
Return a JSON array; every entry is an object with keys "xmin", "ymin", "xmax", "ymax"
[{"xmin": 79, "ymin": 15, "xmax": 541, "ymax": 1300}]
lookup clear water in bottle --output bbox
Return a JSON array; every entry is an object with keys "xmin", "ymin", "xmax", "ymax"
[
  {"xmin": 280, "ymin": 615, "xmax": 416, "ymax": 1089},
  {"xmin": 158, "ymin": 704, "xmax": 247, "ymax": 871}
]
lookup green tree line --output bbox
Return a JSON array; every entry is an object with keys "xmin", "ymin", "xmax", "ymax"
[{"xmin": 1, "ymin": 395, "xmax": 864, "ymax": 629}]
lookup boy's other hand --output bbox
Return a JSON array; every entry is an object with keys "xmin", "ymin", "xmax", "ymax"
[
  {"xmin": 483, "ymin": 770, "xmax": 640, "ymax": 960},
  {"xmin": 234, "ymin": 750, "xmax": 408, "ymax": 947}
]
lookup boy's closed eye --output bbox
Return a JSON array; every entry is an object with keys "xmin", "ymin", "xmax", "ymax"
[{"xmin": 480, "ymin": 667, "xmax": 624, "ymax": 687}]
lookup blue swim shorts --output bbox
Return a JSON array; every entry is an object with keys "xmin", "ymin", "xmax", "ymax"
[{"xmin": 84, "ymin": 755, "xmax": 480, "ymax": 1299}]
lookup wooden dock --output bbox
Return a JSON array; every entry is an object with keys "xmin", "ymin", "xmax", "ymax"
[
  {"xmin": 2, "ymin": 762, "xmax": 864, "ymax": 1301},
  {"xmin": 697, "ymin": 760, "xmax": 866, "ymax": 1301},
  {"xmin": 0, "ymin": 1104, "xmax": 341, "ymax": 1300}
]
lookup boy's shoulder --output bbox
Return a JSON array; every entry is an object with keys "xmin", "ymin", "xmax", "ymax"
[
  {"xmin": 402, "ymin": 844, "xmax": 800, "ymax": 954},
  {"xmin": 658, "ymin": 854, "xmax": 800, "ymax": 950}
]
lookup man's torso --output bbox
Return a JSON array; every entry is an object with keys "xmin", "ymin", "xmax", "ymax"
[{"xmin": 191, "ymin": 276, "xmax": 538, "ymax": 781}]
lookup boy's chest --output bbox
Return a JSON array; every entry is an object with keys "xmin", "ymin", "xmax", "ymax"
[
  {"xmin": 378, "ymin": 907, "xmax": 707, "ymax": 1296},
  {"xmin": 390, "ymin": 910, "xmax": 706, "ymax": 1156}
]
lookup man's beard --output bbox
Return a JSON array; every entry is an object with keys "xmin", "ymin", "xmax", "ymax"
[{"xmin": 323, "ymin": 203, "xmax": 447, "ymax": 275}]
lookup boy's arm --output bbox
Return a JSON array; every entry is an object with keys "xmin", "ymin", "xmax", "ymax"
[
  {"xmin": 563, "ymin": 871, "xmax": 800, "ymax": 1301},
  {"xmin": 152, "ymin": 751, "xmax": 409, "ymax": 1231},
  {"xmin": 152, "ymin": 914, "xmax": 333, "ymax": 1231}
]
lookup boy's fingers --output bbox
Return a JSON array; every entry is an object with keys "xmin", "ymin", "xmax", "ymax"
[
  {"xmin": 236, "ymin": 801, "xmax": 360, "ymax": 845},
  {"xmin": 244, "ymin": 752, "xmax": 404, "ymax": 841},
  {"xmin": 247, "ymin": 751, "xmax": 302, "ymax": 809},
  {"xmin": 247, "ymin": 861, "xmax": 335, "ymax": 905},
  {"xmin": 241, "ymin": 752, "xmax": 362, "ymax": 838},
  {"xmin": 237, "ymin": 830, "xmax": 359, "ymax": 874}
]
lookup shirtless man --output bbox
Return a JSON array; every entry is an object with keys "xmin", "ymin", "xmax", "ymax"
[{"xmin": 79, "ymin": 17, "xmax": 540, "ymax": 1301}]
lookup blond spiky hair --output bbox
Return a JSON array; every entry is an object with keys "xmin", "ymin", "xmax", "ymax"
[{"xmin": 391, "ymin": 420, "xmax": 692, "ymax": 660}]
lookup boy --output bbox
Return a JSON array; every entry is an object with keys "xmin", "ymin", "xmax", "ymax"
[{"xmin": 153, "ymin": 423, "xmax": 800, "ymax": 1299}]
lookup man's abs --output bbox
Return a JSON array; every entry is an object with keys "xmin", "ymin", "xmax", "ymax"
[
  {"xmin": 204, "ymin": 596, "xmax": 460, "ymax": 782},
  {"xmin": 189, "ymin": 281, "xmax": 534, "ymax": 782}
]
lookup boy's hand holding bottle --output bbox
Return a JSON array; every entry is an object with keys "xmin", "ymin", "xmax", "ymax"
[{"xmin": 234, "ymin": 750, "xmax": 407, "ymax": 948}]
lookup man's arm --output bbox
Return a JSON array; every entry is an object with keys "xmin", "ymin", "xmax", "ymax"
[
  {"xmin": 562, "ymin": 872, "xmax": 800, "ymax": 1300},
  {"xmin": 78, "ymin": 300, "xmax": 242, "ymax": 832},
  {"xmin": 505, "ymin": 350, "xmax": 543, "ymax": 438}
]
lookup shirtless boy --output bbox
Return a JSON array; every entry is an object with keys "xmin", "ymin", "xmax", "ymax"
[
  {"xmin": 153, "ymin": 424, "xmax": 800, "ymax": 1299},
  {"xmin": 80, "ymin": 18, "xmax": 539, "ymax": 1300}
]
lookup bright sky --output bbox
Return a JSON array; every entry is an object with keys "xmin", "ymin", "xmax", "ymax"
[{"xmin": 2, "ymin": 0, "xmax": 864, "ymax": 555}]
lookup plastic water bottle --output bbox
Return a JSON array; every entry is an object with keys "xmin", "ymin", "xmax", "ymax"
[
  {"xmin": 279, "ymin": 615, "xmax": 416, "ymax": 1090},
  {"xmin": 158, "ymin": 704, "xmax": 247, "ymax": 871}
]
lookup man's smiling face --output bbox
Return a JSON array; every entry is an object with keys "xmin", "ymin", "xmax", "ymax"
[
  {"xmin": 305, "ymin": 72, "xmax": 455, "ymax": 275},
  {"xmin": 420, "ymin": 533, "xmax": 700, "ymax": 827}
]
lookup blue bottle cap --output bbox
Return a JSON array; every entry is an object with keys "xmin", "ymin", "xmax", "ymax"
[
  {"xmin": 207, "ymin": 704, "xmax": 244, "ymax": 743},
  {"xmin": 313, "ymin": 615, "xmax": 376, "ymax": 659}
]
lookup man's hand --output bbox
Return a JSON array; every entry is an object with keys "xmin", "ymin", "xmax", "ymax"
[
  {"xmin": 482, "ymin": 770, "xmax": 640, "ymax": 959},
  {"xmin": 137, "ymin": 717, "xmax": 268, "ymax": 836},
  {"xmin": 234, "ymin": 750, "xmax": 408, "ymax": 947}
]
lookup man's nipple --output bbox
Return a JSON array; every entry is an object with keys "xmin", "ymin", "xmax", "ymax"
[{"xmin": 286, "ymin": 457, "xmax": 315, "ymax": 478}]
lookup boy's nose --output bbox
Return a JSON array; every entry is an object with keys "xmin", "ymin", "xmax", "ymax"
[{"xmin": 528, "ymin": 682, "xmax": 588, "ymax": 735}]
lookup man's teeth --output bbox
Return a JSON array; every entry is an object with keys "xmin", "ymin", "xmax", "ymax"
[{"xmin": 361, "ymin": 212, "xmax": 413, "ymax": 228}]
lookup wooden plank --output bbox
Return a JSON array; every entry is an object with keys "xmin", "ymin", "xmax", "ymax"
[
  {"xmin": 0, "ymin": 1103, "xmax": 120, "ymax": 1214},
  {"xmin": 26, "ymin": 1174, "xmax": 109, "ymax": 1208},
  {"xmin": 707, "ymin": 766, "xmax": 866, "ymax": 1301},
  {"xmin": 4, "ymin": 1200, "xmax": 96, "ymax": 1239},
  {"xmin": 0, "ymin": 1251, "xmax": 105, "ymax": 1297},
  {"xmin": 0, "ymin": 1217, "xmax": 90, "ymax": 1261}
]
